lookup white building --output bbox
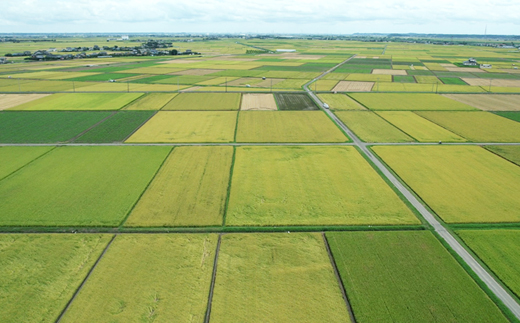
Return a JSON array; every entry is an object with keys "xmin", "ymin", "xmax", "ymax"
[
  {"xmin": 121, "ymin": 35, "xmax": 129, "ymax": 40},
  {"xmin": 276, "ymin": 49, "xmax": 296, "ymax": 53}
]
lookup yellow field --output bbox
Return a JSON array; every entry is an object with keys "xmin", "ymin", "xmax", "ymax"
[
  {"xmin": 374, "ymin": 146, "xmax": 520, "ymax": 223},
  {"xmin": 123, "ymin": 93, "xmax": 177, "ymax": 110},
  {"xmin": 163, "ymin": 93, "xmax": 241, "ymax": 110},
  {"xmin": 335, "ymin": 111, "xmax": 414, "ymax": 142},
  {"xmin": 345, "ymin": 74, "xmax": 392, "ymax": 82},
  {"xmin": 126, "ymin": 111, "xmax": 237, "ymax": 143},
  {"xmin": 0, "ymin": 94, "xmax": 50, "ymax": 110},
  {"xmin": 240, "ymin": 93, "xmax": 278, "ymax": 110},
  {"xmin": 376, "ymin": 111, "xmax": 467, "ymax": 142},
  {"xmin": 463, "ymin": 78, "xmax": 520, "ymax": 87},
  {"xmin": 236, "ymin": 111, "xmax": 348, "ymax": 142},
  {"xmin": 442, "ymin": 94, "xmax": 520, "ymax": 111},
  {"xmin": 126, "ymin": 147, "xmax": 232, "ymax": 227},
  {"xmin": 312, "ymin": 80, "xmax": 339, "ymax": 91},
  {"xmin": 332, "ymin": 81, "xmax": 374, "ymax": 92},
  {"xmin": 318, "ymin": 94, "xmax": 365, "ymax": 110},
  {"xmin": 372, "ymin": 69, "xmax": 407, "ymax": 75},
  {"xmin": 196, "ymin": 77, "xmax": 239, "ymax": 85}
]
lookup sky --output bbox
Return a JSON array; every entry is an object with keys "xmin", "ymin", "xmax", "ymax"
[{"xmin": 1, "ymin": 0, "xmax": 519, "ymax": 35}]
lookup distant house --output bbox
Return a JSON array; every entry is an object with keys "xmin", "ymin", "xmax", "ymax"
[
  {"xmin": 463, "ymin": 58, "xmax": 478, "ymax": 66},
  {"xmin": 276, "ymin": 49, "xmax": 296, "ymax": 53},
  {"xmin": 481, "ymin": 64, "xmax": 492, "ymax": 68},
  {"xmin": 121, "ymin": 35, "xmax": 129, "ymax": 40},
  {"xmin": 0, "ymin": 57, "xmax": 7, "ymax": 64}
]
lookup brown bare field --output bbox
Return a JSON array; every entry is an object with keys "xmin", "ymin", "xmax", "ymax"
[
  {"xmin": 462, "ymin": 78, "xmax": 520, "ymax": 87},
  {"xmin": 372, "ymin": 69, "xmax": 408, "ymax": 75},
  {"xmin": 170, "ymin": 69, "xmax": 222, "ymax": 76},
  {"xmin": 241, "ymin": 94, "xmax": 278, "ymax": 110},
  {"xmin": 332, "ymin": 81, "xmax": 374, "ymax": 92},
  {"xmin": 180, "ymin": 86, "xmax": 203, "ymax": 92},
  {"xmin": 442, "ymin": 94, "xmax": 520, "ymax": 111},
  {"xmin": 0, "ymin": 94, "xmax": 51, "ymax": 110},
  {"xmin": 158, "ymin": 59, "xmax": 207, "ymax": 64},
  {"xmin": 446, "ymin": 67, "xmax": 485, "ymax": 72},
  {"xmin": 440, "ymin": 63, "xmax": 457, "ymax": 68}
]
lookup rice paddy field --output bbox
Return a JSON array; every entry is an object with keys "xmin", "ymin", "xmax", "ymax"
[{"xmin": 2, "ymin": 37, "xmax": 520, "ymax": 323}]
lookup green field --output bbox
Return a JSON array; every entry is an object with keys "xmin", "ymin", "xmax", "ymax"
[
  {"xmin": 495, "ymin": 111, "xmax": 520, "ymax": 123},
  {"xmin": 74, "ymin": 111, "xmax": 155, "ymax": 143},
  {"xmin": 226, "ymin": 146, "xmax": 418, "ymax": 226},
  {"xmin": 373, "ymin": 146, "xmax": 520, "ymax": 223},
  {"xmin": 335, "ymin": 111, "xmax": 414, "ymax": 142},
  {"xmin": 457, "ymin": 229, "xmax": 520, "ymax": 298},
  {"xmin": 349, "ymin": 93, "xmax": 477, "ymax": 110},
  {"xmin": 327, "ymin": 231, "xmax": 508, "ymax": 323},
  {"xmin": 318, "ymin": 93, "xmax": 365, "ymax": 110},
  {"xmin": 236, "ymin": 111, "xmax": 348, "ymax": 143},
  {"xmin": 440, "ymin": 77, "xmax": 467, "ymax": 85},
  {"xmin": 416, "ymin": 111, "xmax": 520, "ymax": 142},
  {"xmin": 163, "ymin": 93, "xmax": 241, "ymax": 110},
  {"xmin": 0, "ymin": 234, "xmax": 112, "ymax": 323},
  {"xmin": 123, "ymin": 93, "xmax": 177, "ymax": 110},
  {"xmin": 0, "ymin": 146, "xmax": 53, "ymax": 180},
  {"xmin": 0, "ymin": 111, "xmax": 113, "ymax": 143},
  {"xmin": 0, "ymin": 146, "xmax": 171, "ymax": 226},
  {"xmin": 60, "ymin": 234, "xmax": 217, "ymax": 322},
  {"xmin": 126, "ymin": 146, "xmax": 233, "ymax": 227},
  {"xmin": 376, "ymin": 111, "xmax": 467, "ymax": 142},
  {"xmin": 210, "ymin": 233, "xmax": 351, "ymax": 323},
  {"xmin": 126, "ymin": 111, "xmax": 237, "ymax": 143},
  {"xmin": 9, "ymin": 93, "xmax": 144, "ymax": 110},
  {"xmin": 274, "ymin": 93, "xmax": 319, "ymax": 110},
  {"xmin": 67, "ymin": 73, "xmax": 139, "ymax": 82},
  {"xmin": 485, "ymin": 145, "xmax": 520, "ymax": 165}
]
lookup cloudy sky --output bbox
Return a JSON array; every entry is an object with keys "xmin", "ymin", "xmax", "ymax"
[{"xmin": 1, "ymin": 0, "xmax": 519, "ymax": 35}]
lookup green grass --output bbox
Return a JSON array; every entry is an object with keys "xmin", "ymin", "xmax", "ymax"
[
  {"xmin": 0, "ymin": 111, "xmax": 113, "ymax": 143},
  {"xmin": 122, "ymin": 93, "xmax": 177, "ymax": 110},
  {"xmin": 236, "ymin": 111, "xmax": 347, "ymax": 143},
  {"xmin": 373, "ymin": 146, "xmax": 520, "ymax": 223},
  {"xmin": 67, "ymin": 73, "xmax": 138, "ymax": 82},
  {"xmin": 335, "ymin": 111, "xmax": 414, "ymax": 142},
  {"xmin": 163, "ymin": 93, "xmax": 241, "ymax": 111},
  {"xmin": 417, "ymin": 111, "xmax": 520, "ymax": 142},
  {"xmin": 349, "ymin": 93, "xmax": 477, "ymax": 111},
  {"xmin": 274, "ymin": 93, "xmax": 318, "ymax": 110},
  {"xmin": 318, "ymin": 94, "xmax": 365, "ymax": 110},
  {"xmin": 226, "ymin": 146, "xmax": 418, "ymax": 226},
  {"xmin": 9, "ymin": 93, "xmax": 144, "ymax": 111},
  {"xmin": 440, "ymin": 77, "xmax": 467, "ymax": 85},
  {"xmin": 74, "ymin": 111, "xmax": 155, "ymax": 143},
  {"xmin": 0, "ymin": 146, "xmax": 54, "ymax": 180},
  {"xmin": 0, "ymin": 146, "xmax": 171, "ymax": 226},
  {"xmin": 0, "ymin": 234, "xmax": 112, "ymax": 323},
  {"xmin": 60, "ymin": 234, "xmax": 217, "ymax": 323},
  {"xmin": 327, "ymin": 231, "xmax": 508, "ymax": 323},
  {"xmin": 393, "ymin": 75, "xmax": 416, "ymax": 83},
  {"xmin": 457, "ymin": 229, "xmax": 520, "ymax": 299},
  {"xmin": 210, "ymin": 233, "xmax": 352, "ymax": 323},
  {"xmin": 495, "ymin": 111, "xmax": 520, "ymax": 123},
  {"xmin": 485, "ymin": 145, "xmax": 520, "ymax": 166},
  {"xmin": 125, "ymin": 146, "xmax": 233, "ymax": 227},
  {"xmin": 153, "ymin": 75, "xmax": 214, "ymax": 85}
]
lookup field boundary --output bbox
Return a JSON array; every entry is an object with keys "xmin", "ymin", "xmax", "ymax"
[
  {"xmin": 68, "ymin": 111, "xmax": 118, "ymax": 143},
  {"xmin": 204, "ymin": 233, "xmax": 222, "ymax": 323},
  {"xmin": 222, "ymin": 146, "xmax": 237, "ymax": 226},
  {"xmin": 0, "ymin": 146, "xmax": 56, "ymax": 183},
  {"xmin": 120, "ymin": 110, "xmax": 159, "ymax": 142},
  {"xmin": 55, "ymin": 234, "xmax": 117, "ymax": 323}
]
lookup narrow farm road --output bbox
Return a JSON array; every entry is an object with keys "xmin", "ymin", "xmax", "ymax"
[{"xmin": 304, "ymin": 56, "xmax": 520, "ymax": 320}]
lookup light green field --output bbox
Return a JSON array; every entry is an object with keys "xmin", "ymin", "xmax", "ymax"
[
  {"xmin": 349, "ymin": 93, "xmax": 477, "ymax": 110},
  {"xmin": 327, "ymin": 231, "xmax": 508, "ymax": 323},
  {"xmin": 0, "ymin": 146, "xmax": 171, "ymax": 226},
  {"xmin": 0, "ymin": 234, "xmax": 112, "ymax": 323},
  {"xmin": 318, "ymin": 94, "xmax": 365, "ymax": 110},
  {"xmin": 312, "ymin": 80, "xmax": 339, "ymax": 91},
  {"xmin": 236, "ymin": 111, "xmax": 347, "ymax": 142},
  {"xmin": 196, "ymin": 76, "xmax": 239, "ymax": 85},
  {"xmin": 335, "ymin": 111, "xmax": 414, "ymax": 142},
  {"xmin": 373, "ymin": 146, "xmax": 520, "ymax": 223},
  {"xmin": 126, "ymin": 111, "xmax": 237, "ymax": 143},
  {"xmin": 415, "ymin": 75, "xmax": 442, "ymax": 84},
  {"xmin": 162, "ymin": 92, "xmax": 241, "ymax": 110},
  {"xmin": 346, "ymin": 74, "xmax": 392, "ymax": 82},
  {"xmin": 416, "ymin": 111, "xmax": 520, "ymax": 142},
  {"xmin": 0, "ymin": 146, "xmax": 53, "ymax": 180},
  {"xmin": 375, "ymin": 83, "xmax": 486, "ymax": 93},
  {"xmin": 126, "ymin": 146, "xmax": 233, "ymax": 227},
  {"xmin": 123, "ymin": 93, "xmax": 177, "ymax": 110},
  {"xmin": 376, "ymin": 111, "xmax": 467, "ymax": 142},
  {"xmin": 61, "ymin": 234, "xmax": 217, "ymax": 323},
  {"xmin": 227, "ymin": 146, "xmax": 418, "ymax": 226},
  {"xmin": 457, "ymin": 230, "xmax": 520, "ymax": 298},
  {"xmin": 9, "ymin": 93, "xmax": 144, "ymax": 110},
  {"xmin": 210, "ymin": 233, "xmax": 351, "ymax": 323},
  {"xmin": 485, "ymin": 146, "xmax": 520, "ymax": 165}
]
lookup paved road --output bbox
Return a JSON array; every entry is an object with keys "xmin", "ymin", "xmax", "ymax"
[{"xmin": 304, "ymin": 57, "xmax": 520, "ymax": 320}]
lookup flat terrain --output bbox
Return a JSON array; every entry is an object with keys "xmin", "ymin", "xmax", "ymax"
[
  {"xmin": 495, "ymin": 111, "xmax": 520, "ymax": 122},
  {"xmin": 126, "ymin": 146, "xmax": 233, "ymax": 227},
  {"xmin": 8, "ymin": 93, "xmax": 143, "ymax": 110},
  {"xmin": 210, "ymin": 233, "xmax": 351, "ymax": 323},
  {"xmin": 332, "ymin": 81, "xmax": 374, "ymax": 92},
  {"xmin": 226, "ymin": 146, "xmax": 418, "ymax": 226},
  {"xmin": 126, "ymin": 111, "xmax": 237, "ymax": 143},
  {"xmin": 0, "ymin": 146, "xmax": 171, "ymax": 226},
  {"xmin": 274, "ymin": 93, "xmax": 319, "ymax": 110},
  {"xmin": 163, "ymin": 93, "xmax": 241, "ymax": 110},
  {"xmin": 373, "ymin": 146, "xmax": 520, "ymax": 223},
  {"xmin": 0, "ymin": 94, "xmax": 50, "ymax": 110},
  {"xmin": 0, "ymin": 146, "xmax": 53, "ymax": 180},
  {"xmin": 350, "ymin": 93, "xmax": 477, "ymax": 110},
  {"xmin": 240, "ymin": 93, "xmax": 278, "ymax": 110},
  {"xmin": 123, "ymin": 93, "xmax": 177, "ymax": 110},
  {"xmin": 318, "ymin": 94, "xmax": 365, "ymax": 110},
  {"xmin": 485, "ymin": 145, "xmax": 520, "ymax": 165},
  {"xmin": 236, "ymin": 111, "xmax": 348, "ymax": 143},
  {"xmin": 327, "ymin": 231, "xmax": 508, "ymax": 323},
  {"xmin": 335, "ymin": 111, "xmax": 414, "ymax": 142},
  {"xmin": 442, "ymin": 94, "xmax": 520, "ymax": 111},
  {"xmin": 60, "ymin": 234, "xmax": 217, "ymax": 323},
  {"xmin": 0, "ymin": 234, "xmax": 111, "ymax": 323}
]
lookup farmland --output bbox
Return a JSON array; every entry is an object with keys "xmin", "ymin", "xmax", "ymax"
[
  {"xmin": 9, "ymin": 93, "xmax": 144, "ymax": 110},
  {"xmin": 236, "ymin": 111, "xmax": 348, "ymax": 142},
  {"xmin": 240, "ymin": 93, "xmax": 278, "ymax": 110},
  {"xmin": 0, "ymin": 146, "xmax": 53, "ymax": 180},
  {"xmin": 123, "ymin": 93, "xmax": 177, "ymax": 110},
  {"xmin": 349, "ymin": 93, "xmax": 477, "ymax": 111},
  {"xmin": 327, "ymin": 231, "xmax": 508, "ymax": 323},
  {"xmin": 318, "ymin": 93, "xmax": 365, "ymax": 110},
  {"xmin": 126, "ymin": 146, "xmax": 233, "ymax": 227},
  {"xmin": 60, "ymin": 234, "xmax": 217, "ymax": 322},
  {"xmin": 485, "ymin": 145, "xmax": 520, "ymax": 165},
  {"xmin": 226, "ymin": 146, "xmax": 418, "ymax": 226},
  {"xmin": 0, "ymin": 94, "xmax": 50, "ymax": 110},
  {"xmin": 210, "ymin": 233, "xmax": 351, "ymax": 323},
  {"xmin": 442, "ymin": 94, "xmax": 520, "ymax": 111},
  {"xmin": 335, "ymin": 111, "xmax": 414, "ymax": 142},
  {"xmin": 163, "ymin": 93, "xmax": 241, "ymax": 110},
  {"xmin": 274, "ymin": 93, "xmax": 319, "ymax": 110}
]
